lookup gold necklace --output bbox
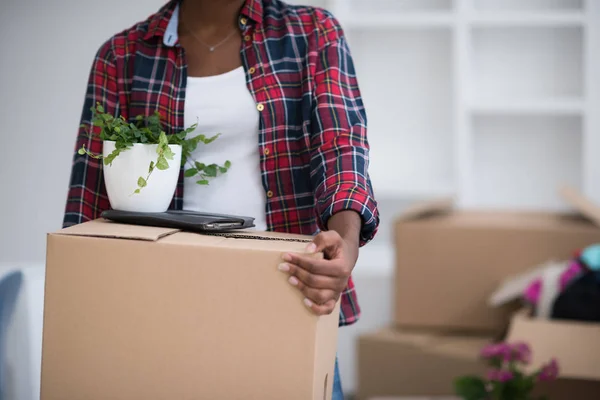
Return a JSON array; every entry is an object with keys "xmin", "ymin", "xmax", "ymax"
[{"xmin": 182, "ymin": 22, "xmax": 238, "ymax": 52}]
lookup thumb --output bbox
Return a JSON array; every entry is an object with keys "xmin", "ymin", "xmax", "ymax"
[{"xmin": 306, "ymin": 231, "xmax": 337, "ymax": 254}]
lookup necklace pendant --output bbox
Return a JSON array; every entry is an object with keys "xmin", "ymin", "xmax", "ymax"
[{"xmin": 209, "ymin": 47, "xmax": 215, "ymax": 52}]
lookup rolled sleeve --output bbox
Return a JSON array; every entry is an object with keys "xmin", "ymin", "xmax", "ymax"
[{"xmin": 310, "ymin": 18, "xmax": 380, "ymax": 246}]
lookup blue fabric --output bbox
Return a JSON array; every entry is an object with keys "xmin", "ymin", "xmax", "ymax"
[
  {"xmin": 332, "ymin": 357, "xmax": 344, "ymax": 400},
  {"xmin": 581, "ymin": 244, "xmax": 600, "ymax": 271}
]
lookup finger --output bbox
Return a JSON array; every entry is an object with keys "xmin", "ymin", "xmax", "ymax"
[
  {"xmin": 303, "ymin": 298, "xmax": 337, "ymax": 316},
  {"xmin": 308, "ymin": 231, "xmax": 341, "ymax": 254},
  {"xmin": 284, "ymin": 255, "xmax": 345, "ymax": 277},
  {"xmin": 282, "ymin": 263, "xmax": 341, "ymax": 292},
  {"xmin": 298, "ymin": 285, "xmax": 337, "ymax": 306}
]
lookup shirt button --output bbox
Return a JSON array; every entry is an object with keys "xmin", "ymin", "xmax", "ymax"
[
  {"xmin": 248, "ymin": 67, "xmax": 256, "ymax": 74},
  {"xmin": 264, "ymin": 147, "xmax": 270, "ymax": 156},
  {"xmin": 257, "ymin": 103, "xmax": 265, "ymax": 112},
  {"xmin": 244, "ymin": 35, "xmax": 252, "ymax": 41},
  {"xmin": 266, "ymin": 190, "xmax": 274, "ymax": 198},
  {"xmin": 240, "ymin": 17, "xmax": 247, "ymax": 25}
]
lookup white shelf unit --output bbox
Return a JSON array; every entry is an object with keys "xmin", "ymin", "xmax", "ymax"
[{"xmin": 286, "ymin": 0, "xmax": 599, "ymax": 211}]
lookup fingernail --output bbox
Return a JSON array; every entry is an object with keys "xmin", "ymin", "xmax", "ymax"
[
  {"xmin": 288, "ymin": 276, "xmax": 299, "ymax": 286},
  {"xmin": 303, "ymin": 298, "xmax": 313, "ymax": 308},
  {"xmin": 278, "ymin": 263, "xmax": 290, "ymax": 272},
  {"xmin": 306, "ymin": 243, "xmax": 317, "ymax": 253},
  {"xmin": 282, "ymin": 253, "xmax": 292, "ymax": 262}
]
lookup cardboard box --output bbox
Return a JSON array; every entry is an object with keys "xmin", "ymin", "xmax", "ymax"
[
  {"xmin": 490, "ymin": 266, "xmax": 600, "ymax": 399},
  {"xmin": 356, "ymin": 328, "xmax": 492, "ymax": 400},
  {"xmin": 505, "ymin": 310, "xmax": 600, "ymax": 399},
  {"xmin": 41, "ymin": 219, "xmax": 340, "ymax": 400},
  {"xmin": 393, "ymin": 188, "xmax": 600, "ymax": 332}
]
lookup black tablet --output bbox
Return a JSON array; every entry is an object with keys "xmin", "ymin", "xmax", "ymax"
[{"xmin": 101, "ymin": 209, "xmax": 255, "ymax": 232}]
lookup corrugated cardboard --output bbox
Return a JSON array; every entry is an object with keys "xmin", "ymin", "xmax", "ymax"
[
  {"xmin": 356, "ymin": 328, "xmax": 492, "ymax": 400},
  {"xmin": 41, "ymin": 219, "xmax": 340, "ymax": 400},
  {"xmin": 393, "ymin": 188, "xmax": 600, "ymax": 332},
  {"xmin": 505, "ymin": 309, "xmax": 600, "ymax": 399}
]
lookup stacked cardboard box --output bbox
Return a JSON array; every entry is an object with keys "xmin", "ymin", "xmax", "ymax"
[
  {"xmin": 41, "ymin": 220, "xmax": 340, "ymax": 400},
  {"xmin": 357, "ymin": 188, "xmax": 600, "ymax": 400}
]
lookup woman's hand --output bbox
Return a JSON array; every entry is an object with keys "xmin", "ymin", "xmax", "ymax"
[{"xmin": 279, "ymin": 229, "xmax": 359, "ymax": 316}]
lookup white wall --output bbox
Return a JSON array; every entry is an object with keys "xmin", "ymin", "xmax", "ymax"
[{"xmin": 0, "ymin": 0, "xmax": 167, "ymax": 265}]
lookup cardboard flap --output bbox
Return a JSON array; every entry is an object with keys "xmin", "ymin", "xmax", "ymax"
[
  {"xmin": 489, "ymin": 260, "xmax": 566, "ymax": 307},
  {"xmin": 207, "ymin": 229, "xmax": 312, "ymax": 243},
  {"xmin": 396, "ymin": 197, "xmax": 454, "ymax": 222},
  {"xmin": 559, "ymin": 186, "xmax": 600, "ymax": 228},
  {"xmin": 507, "ymin": 309, "xmax": 600, "ymax": 380},
  {"xmin": 54, "ymin": 219, "xmax": 179, "ymax": 241}
]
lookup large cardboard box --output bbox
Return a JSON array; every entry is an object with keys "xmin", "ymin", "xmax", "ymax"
[
  {"xmin": 356, "ymin": 328, "xmax": 492, "ymax": 400},
  {"xmin": 505, "ymin": 310, "xmax": 600, "ymax": 399},
  {"xmin": 393, "ymin": 188, "xmax": 600, "ymax": 332},
  {"xmin": 41, "ymin": 219, "xmax": 340, "ymax": 400}
]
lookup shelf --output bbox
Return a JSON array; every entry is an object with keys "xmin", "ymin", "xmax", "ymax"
[
  {"xmin": 471, "ymin": 115, "xmax": 583, "ymax": 210},
  {"xmin": 374, "ymin": 182, "xmax": 455, "ymax": 200},
  {"xmin": 471, "ymin": 26, "xmax": 583, "ymax": 100},
  {"xmin": 337, "ymin": 12, "xmax": 454, "ymax": 29},
  {"xmin": 470, "ymin": 98, "xmax": 584, "ymax": 115},
  {"xmin": 469, "ymin": 12, "xmax": 585, "ymax": 27},
  {"xmin": 472, "ymin": 0, "xmax": 583, "ymax": 11},
  {"xmin": 346, "ymin": 28, "xmax": 455, "ymax": 201}
]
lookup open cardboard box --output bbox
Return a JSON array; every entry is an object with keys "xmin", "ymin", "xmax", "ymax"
[
  {"xmin": 491, "ymin": 251, "xmax": 600, "ymax": 395},
  {"xmin": 393, "ymin": 186, "xmax": 600, "ymax": 333},
  {"xmin": 41, "ymin": 219, "xmax": 340, "ymax": 400}
]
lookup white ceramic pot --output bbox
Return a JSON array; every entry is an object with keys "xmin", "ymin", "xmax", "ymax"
[{"xmin": 102, "ymin": 140, "xmax": 182, "ymax": 212}]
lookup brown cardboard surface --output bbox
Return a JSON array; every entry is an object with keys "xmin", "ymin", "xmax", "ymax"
[
  {"xmin": 506, "ymin": 310, "xmax": 600, "ymax": 381},
  {"xmin": 41, "ymin": 219, "xmax": 339, "ymax": 400},
  {"xmin": 394, "ymin": 208, "xmax": 600, "ymax": 332},
  {"xmin": 356, "ymin": 328, "xmax": 491, "ymax": 400},
  {"xmin": 505, "ymin": 310, "xmax": 600, "ymax": 398}
]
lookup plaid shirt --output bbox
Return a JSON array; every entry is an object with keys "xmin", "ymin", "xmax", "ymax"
[{"xmin": 63, "ymin": 0, "xmax": 379, "ymax": 326}]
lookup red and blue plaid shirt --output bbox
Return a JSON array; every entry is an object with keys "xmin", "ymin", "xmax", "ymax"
[{"xmin": 63, "ymin": 0, "xmax": 379, "ymax": 326}]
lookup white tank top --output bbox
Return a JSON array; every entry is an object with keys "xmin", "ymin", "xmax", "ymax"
[{"xmin": 182, "ymin": 66, "xmax": 267, "ymax": 231}]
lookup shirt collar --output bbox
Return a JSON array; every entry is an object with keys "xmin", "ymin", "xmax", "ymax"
[{"xmin": 144, "ymin": 0, "xmax": 264, "ymax": 47}]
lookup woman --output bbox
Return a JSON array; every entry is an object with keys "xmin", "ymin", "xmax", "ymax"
[{"xmin": 63, "ymin": 0, "xmax": 379, "ymax": 398}]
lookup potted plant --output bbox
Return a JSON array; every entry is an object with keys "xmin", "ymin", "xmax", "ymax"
[
  {"xmin": 78, "ymin": 103, "xmax": 230, "ymax": 212},
  {"xmin": 454, "ymin": 341, "xmax": 559, "ymax": 400}
]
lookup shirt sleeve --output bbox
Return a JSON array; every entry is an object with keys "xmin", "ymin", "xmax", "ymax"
[
  {"xmin": 62, "ymin": 41, "xmax": 118, "ymax": 228},
  {"xmin": 310, "ymin": 26, "xmax": 380, "ymax": 246}
]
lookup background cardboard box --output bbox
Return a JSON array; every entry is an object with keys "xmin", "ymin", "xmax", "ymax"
[
  {"xmin": 503, "ymin": 309, "xmax": 600, "ymax": 398},
  {"xmin": 41, "ymin": 219, "xmax": 339, "ymax": 400},
  {"xmin": 393, "ymin": 189, "xmax": 600, "ymax": 333},
  {"xmin": 356, "ymin": 328, "xmax": 492, "ymax": 400}
]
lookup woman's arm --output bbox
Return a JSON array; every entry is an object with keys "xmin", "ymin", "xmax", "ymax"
[{"xmin": 63, "ymin": 41, "xmax": 118, "ymax": 228}]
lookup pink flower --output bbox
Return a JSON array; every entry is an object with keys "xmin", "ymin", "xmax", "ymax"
[
  {"xmin": 538, "ymin": 359, "xmax": 559, "ymax": 381},
  {"xmin": 487, "ymin": 369, "xmax": 514, "ymax": 382},
  {"xmin": 511, "ymin": 342, "xmax": 532, "ymax": 364},
  {"xmin": 480, "ymin": 343, "xmax": 511, "ymax": 361},
  {"xmin": 480, "ymin": 342, "xmax": 531, "ymax": 364}
]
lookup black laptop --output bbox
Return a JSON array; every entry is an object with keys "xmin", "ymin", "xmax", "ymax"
[{"xmin": 101, "ymin": 209, "xmax": 255, "ymax": 232}]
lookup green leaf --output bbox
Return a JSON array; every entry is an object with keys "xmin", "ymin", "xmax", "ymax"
[
  {"xmin": 194, "ymin": 162, "xmax": 206, "ymax": 171},
  {"xmin": 163, "ymin": 145, "xmax": 174, "ymax": 160},
  {"xmin": 134, "ymin": 189, "xmax": 141, "ymax": 194},
  {"xmin": 77, "ymin": 148, "xmax": 86, "ymax": 155},
  {"xmin": 204, "ymin": 164, "xmax": 217, "ymax": 177},
  {"xmin": 148, "ymin": 161, "xmax": 155, "ymax": 173},
  {"xmin": 184, "ymin": 168, "xmax": 198, "ymax": 178},
  {"xmin": 203, "ymin": 133, "xmax": 221, "ymax": 144},
  {"xmin": 97, "ymin": 104, "xmax": 104, "ymax": 113},
  {"xmin": 156, "ymin": 156, "xmax": 169, "ymax": 170},
  {"xmin": 224, "ymin": 160, "xmax": 232, "ymax": 169},
  {"xmin": 219, "ymin": 166, "xmax": 228, "ymax": 174},
  {"xmin": 454, "ymin": 376, "xmax": 488, "ymax": 400},
  {"xmin": 196, "ymin": 179, "xmax": 209, "ymax": 185},
  {"xmin": 137, "ymin": 177, "xmax": 147, "ymax": 188}
]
